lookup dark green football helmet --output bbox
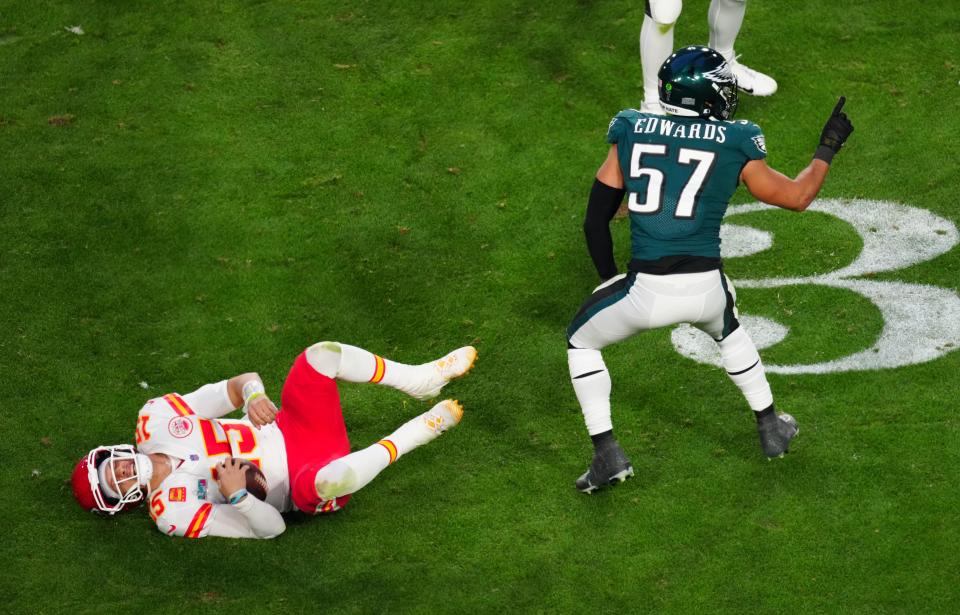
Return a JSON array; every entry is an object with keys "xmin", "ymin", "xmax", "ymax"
[{"xmin": 658, "ymin": 46, "xmax": 739, "ymax": 120}]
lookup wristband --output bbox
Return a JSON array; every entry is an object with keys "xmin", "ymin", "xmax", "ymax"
[
  {"xmin": 228, "ymin": 489, "xmax": 249, "ymax": 505},
  {"xmin": 813, "ymin": 145, "xmax": 836, "ymax": 165},
  {"xmin": 242, "ymin": 380, "xmax": 266, "ymax": 406}
]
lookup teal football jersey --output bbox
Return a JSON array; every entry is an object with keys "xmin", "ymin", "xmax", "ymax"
[{"xmin": 606, "ymin": 109, "xmax": 767, "ymax": 261}]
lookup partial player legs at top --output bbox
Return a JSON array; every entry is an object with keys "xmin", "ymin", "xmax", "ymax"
[
  {"xmin": 706, "ymin": 0, "xmax": 743, "ymax": 59},
  {"xmin": 707, "ymin": 0, "xmax": 777, "ymax": 96},
  {"xmin": 305, "ymin": 341, "xmax": 477, "ymax": 400},
  {"xmin": 640, "ymin": 0, "xmax": 776, "ymax": 114},
  {"xmin": 639, "ymin": 0, "xmax": 682, "ymax": 113}
]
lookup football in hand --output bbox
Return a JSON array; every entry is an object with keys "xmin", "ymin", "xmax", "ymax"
[{"xmin": 237, "ymin": 459, "xmax": 268, "ymax": 501}]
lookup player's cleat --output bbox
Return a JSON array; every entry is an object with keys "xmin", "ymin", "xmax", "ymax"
[
  {"xmin": 422, "ymin": 399, "xmax": 464, "ymax": 435},
  {"xmin": 575, "ymin": 441, "xmax": 635, "ymax": 494},
  {"xmin": 405, "ymin": 346, "xmax": 478, "ymax": 401},
  {"xmin": 757, "ymin": 412, "xmax": 799, "ymax": 458},
  {"xmin": 639, "ymin": 99, "xmax": 665, "ymax": 115},
  {"xmin": 729, "ymin": 58, "xmax": 778, "ymax": 96},
  {"xmin": 386, "ymin": 399, "xmax": 464, "ymax": 455}
]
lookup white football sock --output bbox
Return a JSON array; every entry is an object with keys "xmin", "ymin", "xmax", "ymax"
[
  {"xmin": 640, "ymin": 14, "xmax": 677, "ymax": 107},
  {"xmin": 717, "ymin": 326, "xmax": 773, "ymax": 411},
  {"xmin": 313, "ymin": 444, "xmax": 391, "ymax": 501},
  {"xmin": 708, "ymin": 0, "xmax": 746, "ymax": 61},
  {"xmin": 306, "ymin": 341, "xmax": 420, "ymax": 389},
  {"xmin": 568, "ymin": 348, "xmax": 613, "ymax": 435},
  {"xmin": 313, "ymin": 404, "xmax": 457, "ymax": 500}
]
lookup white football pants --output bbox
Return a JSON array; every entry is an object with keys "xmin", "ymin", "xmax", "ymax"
[
  {"xmin": 567, "ymin": 269, "xmax": 773, "ymax": 435},
  {"xmin": 568, "ymin": 270, "xmax": 735, "ymax": 349}
]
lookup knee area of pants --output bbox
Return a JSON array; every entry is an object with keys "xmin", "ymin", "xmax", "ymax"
[
  {"xmin": 718, "ymin": 325, "xmax": 747, "ymax": 347},
  {"xmin": 314, "ymin": 459, "xmax": 356, "ymax": 498},
  {"xmin": 318, "ymin": 457, "xmax": 349, "ymax": 478},
  {"xmin": 307, "ymin": 340, "xmax": 342, "ymax": 358},
  {"xmin": 568, "ymin": 348, "xmax": 605, "ymax": 376},
  {"xmin": 305, "ymin": 341, "xmax": 342, "ymax": 377},
  {"xmin": 649, "ymin": 0, "xmax": 682, "ymax": 24}
]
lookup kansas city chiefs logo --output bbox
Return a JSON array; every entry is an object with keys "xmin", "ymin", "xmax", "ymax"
[{"xmin": 168, "ymin": 416, "xmax": 194, "ymax": 438}]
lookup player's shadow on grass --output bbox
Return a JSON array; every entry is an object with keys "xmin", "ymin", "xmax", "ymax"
[{"xmin": 513, "ymin": 249, "xmax": 600, "ymax": 332}]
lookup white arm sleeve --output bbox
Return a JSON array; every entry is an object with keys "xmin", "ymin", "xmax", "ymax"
[
  {"xmin": 204, "ymin": 498, "xmax": 286, "ymax": 539},
  {"xmin": 180, "ymin": 380, "xmax": 237, "ymax": 419}
]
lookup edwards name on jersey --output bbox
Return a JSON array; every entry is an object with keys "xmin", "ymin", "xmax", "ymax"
[{"xmin": 606, "ymin": 109, "xmax": 767, "ymax": 264}]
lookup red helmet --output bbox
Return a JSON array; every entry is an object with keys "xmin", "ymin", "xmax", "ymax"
[{"xmin": 71, "ymin": 445, "xmax": 146, "ymax": 515}]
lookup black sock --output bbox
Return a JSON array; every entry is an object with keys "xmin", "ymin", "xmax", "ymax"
[
  {"xmin": 755, "ymin": 404, "xmax": 776, "ymax": 424},
  {"xmin": 591, "ymin": 430, "xmax": 615, "ymax": 451}
]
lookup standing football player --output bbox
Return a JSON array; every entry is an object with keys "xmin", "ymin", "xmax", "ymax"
[
  {"xmin": 72, "ymin": 341, "xmax": 477, "ymax": 537},
  {"xmin": 640, "ymin": 0, "xmax": 777, "ymax": 114},
  {"xmin": 567, "ymin": 46, "xmax": 853, "ymax": 493}
]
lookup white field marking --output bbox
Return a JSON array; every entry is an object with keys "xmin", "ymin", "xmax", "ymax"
[
  {"xmin": 719, "ymin": 223, "xmax": 773, "ymax": 258},
  {"xmin": 671, "ymin": 199, "xmax": 960, "ymax": 374}
]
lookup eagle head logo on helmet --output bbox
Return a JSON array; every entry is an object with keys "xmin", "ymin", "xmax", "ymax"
[{"xmin": 658, "ymin": 46, "xmax": 739, "ymax": 121}]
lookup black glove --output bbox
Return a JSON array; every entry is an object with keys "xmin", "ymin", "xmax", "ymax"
[{"xmin": 814, "ymin": 96, "xmax": 854, "ymax": 164}]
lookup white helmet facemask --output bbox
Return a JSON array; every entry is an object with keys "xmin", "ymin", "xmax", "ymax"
[{"xmin": 88, "ymin": 444, "xmax": 146, "ymax": 514}]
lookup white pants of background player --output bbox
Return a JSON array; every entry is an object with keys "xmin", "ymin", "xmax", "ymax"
[
  {"xmin": 566, "ymin": 270, "xmax": 773, "ymax": 435},
  {"xmin": 641, "ymin": 0, "xmax": 777, "ymax": 112}
]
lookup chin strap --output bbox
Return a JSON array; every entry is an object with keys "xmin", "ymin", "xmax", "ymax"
[{"xmin": 136, "ymin": 453, "xmax": 154, "ymax": 487}]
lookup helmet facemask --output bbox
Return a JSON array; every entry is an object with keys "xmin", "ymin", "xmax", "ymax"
[
  {"xmin": 711, "ymin": 80, "xmax": 739, "ymax": 120},
  {"xmin": 87, "ymin": 445, "xmax": 147, "ymax": 514}
]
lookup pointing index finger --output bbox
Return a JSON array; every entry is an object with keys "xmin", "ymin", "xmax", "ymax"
[{"xmin": 832, "ymin": 96, "xmax": 846, "ymax": 116}]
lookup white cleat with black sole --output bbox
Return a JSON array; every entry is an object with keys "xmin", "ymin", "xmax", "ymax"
[{"xmin": 729, "ymin": 59, "xmax": 778, "ymax": 97}]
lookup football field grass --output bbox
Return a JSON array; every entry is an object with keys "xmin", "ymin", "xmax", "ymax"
[{"xmin": 2, "ymin": 1, "xmax": 958, "ymax": 612}]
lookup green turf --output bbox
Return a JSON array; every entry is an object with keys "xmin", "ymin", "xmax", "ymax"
[{"xmin": 2, "ymin": 1, "xmax": 959, "ymax": 612}]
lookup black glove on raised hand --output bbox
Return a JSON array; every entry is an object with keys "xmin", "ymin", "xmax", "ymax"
[{"xmin": 814, "ymin": 96, "xmax": 854, "ymax": 164}]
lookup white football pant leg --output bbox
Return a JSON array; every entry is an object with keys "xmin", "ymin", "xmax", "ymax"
[
  {"xmin": 707, "ymin": 0, "xmax": 746, "ymax": 61},
  {"xmin": 691, "ymin": 272, "xmax": 737, "ymax": 340},
  {"xmin": 314, "ymin": 446, "xmax": 390, "ymax": 501},
  {"xmin": 305, "ymin": 341, "xmax": 342, "ymax": 378},
  {"xmin": 640, "ymin": 0, "xmax": 683, "ymax": 109},
  {"xmin": 314, "ymin": 399, "xmax": 463, "ymax": 500},
  {"xmin": 648, "ymin": 0, "xmax": 683, "ymax": 24}
]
